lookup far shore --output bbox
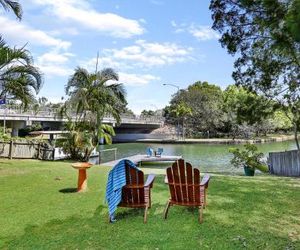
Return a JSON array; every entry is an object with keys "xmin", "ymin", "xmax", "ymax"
[{"xmin": 136, "ymin": 135, "xmax": 295, "ymax": 144}]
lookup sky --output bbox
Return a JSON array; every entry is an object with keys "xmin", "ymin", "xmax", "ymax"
[{"xmin": 1, "ymin": 0, "xmax": 235, "ymax": 114}]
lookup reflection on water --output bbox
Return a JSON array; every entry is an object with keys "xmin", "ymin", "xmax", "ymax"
[{"xmin": 91, "ymin": 141, "xmax": 296, "ymax": 173}]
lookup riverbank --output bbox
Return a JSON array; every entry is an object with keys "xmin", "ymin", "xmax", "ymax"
[{"xmin": 137, "ymin": 135, "xmax": 294, "ymax": 144}]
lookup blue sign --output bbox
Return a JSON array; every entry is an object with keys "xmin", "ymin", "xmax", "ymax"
[{"xmin": 0, "ymin": 99, "xmax": 6, "ymax": 105}]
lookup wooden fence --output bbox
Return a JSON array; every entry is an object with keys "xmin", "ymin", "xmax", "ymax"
[
  {"xmin": 0, "ymin": 140, "xmax": 54, "ymax": 160},
  {"xmin": 269, "ymin": 150, "xmax": 300, "ymax": 177}
]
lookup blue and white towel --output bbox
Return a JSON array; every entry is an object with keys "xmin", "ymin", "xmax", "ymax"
[{"xmin": 105, "ymin": 159, "xmax": 138, "ymax": 221}]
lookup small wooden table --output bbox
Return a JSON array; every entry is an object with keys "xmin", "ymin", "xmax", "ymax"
[{"xmin": 71, "ymin": 162, "xmax": 93, "ymax": 192}]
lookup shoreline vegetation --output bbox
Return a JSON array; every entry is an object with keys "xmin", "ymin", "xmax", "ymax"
[{"xmin": 137, "ymin": 134, "xmax": 295, "ymax": 145}]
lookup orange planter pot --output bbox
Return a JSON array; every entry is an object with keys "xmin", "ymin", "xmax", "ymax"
[{"xmin": 71, "ymin": 162, "xmax": 93, "ymax": 192}]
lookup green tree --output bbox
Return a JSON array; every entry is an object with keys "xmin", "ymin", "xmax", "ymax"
[
  {"xmin": 61, "ymin": 67, "xmax": 127, "ymax": 161},
  {"xmin": 285, "ymin": 0, "xmax": 300, "ymax": 42},
  {"xmin": 164, "ymin": 81, "xmax": 225, "ymax": 137},
  {"xmin": 0, "ymin": 0, "xmax": 22, "ymax": 20},
  {"xmin": 0, "ymin": 38, "xmax": 42, "ymax": 108},
  {"xmin": 269, "ymin": 110, "xmax": 293, "ymax": 132},
  {"xmin": 223, "ymin": 85, "xmax": 274, "ymax": 136},
  {"xmin": 141, "ymin": 110, "xmax": 155, "ymax": 117},
  {"xmin": 171, "ymin": 102, "xmax": 192, "ymax": 140},
  {"xmin": 210, "ymin": 0, "xmax": 300, "ymax": 148}
]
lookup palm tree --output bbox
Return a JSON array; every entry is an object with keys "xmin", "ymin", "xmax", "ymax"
[
  {"xmin": 0, "ymin": 0, "xmax": 22, "ymax": 20},
  {"xmin": 66, "ymin": 67, "xmax": 126, "ymax": 123},
  {"xmin": 61, "ymin": 67, "xmax": 127, "ymax": 161},
  {"xmin": 0, "ymin": 37, "xmax": 42, "ymax": 108}
]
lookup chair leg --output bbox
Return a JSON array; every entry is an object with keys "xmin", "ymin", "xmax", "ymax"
[
  {"xmin": 148, "ymin": 192, "xmax": 152, "ymax": 208},
  {"xmin": 163, "ymin": 201, "xmax": 171, "ymax": 219},
  {"xmin": 199, "ymin": 206, "xmax": 203, "ymax": 224},
  {"xmin": 144, "ymin": 206, "xmax": 148, "ymax": 223},
  {"xmin": 204, "ymin": 189, "xmax": 207, "ymax": 208}
]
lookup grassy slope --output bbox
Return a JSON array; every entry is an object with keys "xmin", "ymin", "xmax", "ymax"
[{"xmin": 0, "ymin": 159, "xmax": 299, "ymax": 249}]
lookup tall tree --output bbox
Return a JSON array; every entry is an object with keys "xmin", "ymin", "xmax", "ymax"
[
  {"xmin": 61, "ymin": 67, "xmax": 127, "ymax": 161},
  {"xmin": 0, "ymin": 0, "xmax": 22, "ymax": 20},
  {"xmin": 223, "ymin": 85, "xmax": 274, "ymax": 127},
  {"xmin": 66, "ymin": 67, "xmax": 126, "ymax": 124},
  {"xmin": 210, "ymin": 0, "xmax": 300, "ymax": 148},
  {"xmin": 164, "ymin": 81, "xmax": 225, "ymax": 136},
  {"xmin": 0, "ymin": 38, "xmax": 42, "ymax": 108}
]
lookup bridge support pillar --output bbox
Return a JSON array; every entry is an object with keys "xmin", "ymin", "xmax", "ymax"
[
  {"xmin": 26, "ymin": 120, "xmax": 32, "ymax": 126},
  {"xmin": 11, "ymin": 120, "xmax": 26, "ymax": 137}
]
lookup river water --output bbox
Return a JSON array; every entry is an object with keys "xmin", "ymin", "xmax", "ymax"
[{"xmin": 95, "ymin": 141, "xmax": 296, "ymax": 173}]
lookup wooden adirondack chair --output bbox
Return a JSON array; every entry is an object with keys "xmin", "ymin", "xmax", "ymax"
[
  {"xmin": 164, "ymin": 159, "xmax": 211, "ymax": 223},
  {"xmin": 118, "ymin": 164, "xmax": 156, "ymax": 223}
]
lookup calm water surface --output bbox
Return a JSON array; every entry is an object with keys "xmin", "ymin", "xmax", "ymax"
[{"xmin": 96, "ymin": 141, "xmax": 296, "ymax": 173}]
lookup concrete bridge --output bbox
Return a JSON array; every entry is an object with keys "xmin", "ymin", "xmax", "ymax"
[{"xmin": 0, "ymin": 106, "xmax": 163, "ymax": 140}]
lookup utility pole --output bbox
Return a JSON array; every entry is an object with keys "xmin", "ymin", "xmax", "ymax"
[{"xmin": 0, "ymin": 98, "xmax": 6, "ymax": 134}]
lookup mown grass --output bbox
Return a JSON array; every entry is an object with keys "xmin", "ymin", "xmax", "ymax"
[{"xmin": 0, "ymin": 159, "xmax": 299, "ymax": 249}]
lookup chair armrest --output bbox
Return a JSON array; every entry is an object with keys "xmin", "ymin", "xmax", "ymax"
[
  {"xmin": 200, "ymin": 174, "xmax": 210, "ymax": 188},
  {"xmin": 145, "ymin": 174, "xmax": 156, "ymax": 188}
]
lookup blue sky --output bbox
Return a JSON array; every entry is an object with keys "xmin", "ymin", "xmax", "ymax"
[{"xmin": 1, "ymin": 0, "xmax": 235, "ymax": 114}]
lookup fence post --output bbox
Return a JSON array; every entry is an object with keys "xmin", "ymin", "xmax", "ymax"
[
  {"xmin": 9, "ymin": 140, "xmax": 13, "ymax": 159},
  {"xmin": 114, "ymin": 148, "xmax": 117, "ymax": 160},
  {"xmin": 37, "ymin": 142, "xmax": 41, "ymax": 160}
]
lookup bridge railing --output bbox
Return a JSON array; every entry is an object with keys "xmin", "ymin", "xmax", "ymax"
[{"xmin": 0, "ymin": 106, "xmax": 164, "ymax": 124}]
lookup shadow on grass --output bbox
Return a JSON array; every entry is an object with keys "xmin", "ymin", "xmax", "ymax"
[{"xmin": 59, "ymin": 188, "xmax": 77, "ymax": 193}]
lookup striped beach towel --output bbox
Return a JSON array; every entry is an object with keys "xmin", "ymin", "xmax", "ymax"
[{"xmin": 105, "ymin": 159, "xmax": 138, "ymax": 221}]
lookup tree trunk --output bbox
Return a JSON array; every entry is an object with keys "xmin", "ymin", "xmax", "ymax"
[
  {"xmin": 294, "ymin": 124, "xmax": 300, "ymax": 150},
  {"xmin": 182, "ymin": 119, "xmax": 185, "ymax": 141}
]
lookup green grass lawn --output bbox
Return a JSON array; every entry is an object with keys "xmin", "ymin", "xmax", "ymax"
[{"xmin": 0, "ymin": 159, "xmax": 299, "ymax": 249}]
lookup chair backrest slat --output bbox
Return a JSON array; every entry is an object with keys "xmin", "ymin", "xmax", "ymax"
[
  {"xmin": 129, "ymin": 168, "xmax": 138, "ymax": 204},
  {"xmin": 186, "ymin": 162, "xmax": 194, "ymax": 203},
  {"xmin": 172, "ymin": 162, "xmax": 182, "ymax": 202},
  {"xmin": 121, "ymin": 163, "xmax": 145, "ymax": 206},
  {"xmin": 179, "ymin": 160, "xmax": 188, "ymax": 202},
  {"xmin": 167, "ymin": 167, "xmax": 176, "ymax": 201},
  {"xmin": 137, "ymin": 171, "xmax": 145, "ymax": 204},
  {"xmin": 193, "ymin": 168, "xmax": 200, "ymax": 203}
]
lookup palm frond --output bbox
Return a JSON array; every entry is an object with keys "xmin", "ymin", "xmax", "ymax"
[{"xmin": 0, "ymin": 0, "xmax": 22, "ymax": 20}]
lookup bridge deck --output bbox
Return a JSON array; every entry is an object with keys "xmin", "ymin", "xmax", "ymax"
[{"xmin": 99, "ymin": 154, "xmax": 182, "ymax": 167}]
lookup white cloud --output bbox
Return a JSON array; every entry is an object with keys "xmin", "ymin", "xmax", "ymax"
[
  {"xmin": 0, "ymin": 15, "xmax": 74, "ymax": 77},
  {"xmin": 80, "ymin": 40, "xmax": 193, "ymax": 72},
  {"xmin": 189, "ymin": 25, "xmax": 220, "ymax": 41},
  {"xmin": 118, "ymin": 72, "xmax": 160, "ymax": 86},
  {"xmin": 0, "ymin": 16, "xmax": 71, "ymax": 49},
  {"xmin": 171, "ymin": 22, "xmax": 220, "ymax": 41},
  {"xmin": 31, "ymin": 0, "xmax": 144, "ymax": 38},
  {"xmin": 77, "ymin": 58, "xmax": 160, "ymax": 86},
  {"xmin": 101, "ymin": 40, "xmax": 194, "ymax": 68},
  {"xmin": 79, "ymin": 57, "xmax": 122, "ymax": 72},
  {"xmin": 39, "ymin": 64, "xmax": 73, "ymax": 77},
  {"xmin": 36, "ymin": 50, "xmax": 74, "ymax": 77}
]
